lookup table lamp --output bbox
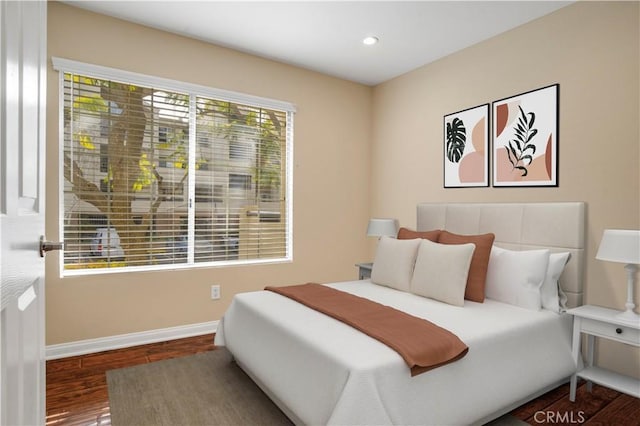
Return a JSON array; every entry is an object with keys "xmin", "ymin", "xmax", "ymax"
[
  {"xmin": 366, "ymin": 218, "xmax": 399, "ymax": 239},
  {"xmin": 595, "ymin": 229, "xmax": 640, "ymax": 322}
]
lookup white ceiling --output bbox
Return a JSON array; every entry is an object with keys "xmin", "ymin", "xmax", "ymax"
[{"xmin": 66, "ymin": 1, "xmax": 573, "ymax": 86}]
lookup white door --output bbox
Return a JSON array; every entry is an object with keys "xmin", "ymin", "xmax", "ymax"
[{"xmin": 1, "ymin": 1, "xmax": 48, "ymax": 425}]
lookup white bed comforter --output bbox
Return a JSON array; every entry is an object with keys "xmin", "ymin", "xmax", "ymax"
[{"xmin": 215, "ymin": 280, "xmax": 575, "ymax": 425}]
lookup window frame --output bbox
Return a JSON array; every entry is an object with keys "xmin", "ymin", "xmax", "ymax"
[{"xmin": 53, "ymin": 57, "xmax": 295, "ymax": 277}]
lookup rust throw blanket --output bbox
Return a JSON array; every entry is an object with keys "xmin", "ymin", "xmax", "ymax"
[{"xmin": 265, "ymin": 283, "xmax": 468, "ymax": 376}]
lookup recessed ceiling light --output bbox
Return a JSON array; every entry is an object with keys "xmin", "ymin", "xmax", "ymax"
[{"xmin": 363, "ymin": 36, "xmax": 379, "ymax": 46}]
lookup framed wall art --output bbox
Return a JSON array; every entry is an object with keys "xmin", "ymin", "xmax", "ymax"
[
  {"xmin": 443, "ymin": 103, "xmax": 489, "ymax": 188},
  {"xmin": 492, "ymin": 84, "xmax": 559, "ymax": 187}
]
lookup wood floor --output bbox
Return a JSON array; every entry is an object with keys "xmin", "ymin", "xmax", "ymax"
[
  {"xmin": 46, "ymin": 334, "xmax": 215, "ymax": 425},
  {"xmin": 46, "ymin": 334, "xmax": 639, "ymax": 425}
]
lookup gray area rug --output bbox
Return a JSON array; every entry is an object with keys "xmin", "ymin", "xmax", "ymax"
[
  {"xmin": 107, "ymin": 349, "xmax": 292, "ymax": 425},
  {"xmin": 107, "ymin": 348, "xmax": 527, "ymax": 426}
]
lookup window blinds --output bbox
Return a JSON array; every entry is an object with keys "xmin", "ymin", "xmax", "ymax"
[{"xmin": 55, "ymin": 58, "xmax": 293, "ymax": 274}]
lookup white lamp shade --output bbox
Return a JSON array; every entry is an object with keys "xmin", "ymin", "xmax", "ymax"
[
  {"xmin": 596, "ymin": 229, "xmax": 640, "ymax": 264},
  {"xmin": 367, "ymin": 218, "xmax": 399, "ymax": 238}
]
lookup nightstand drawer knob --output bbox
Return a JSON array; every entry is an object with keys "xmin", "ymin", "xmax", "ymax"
[{"xmin": 616, "ymin": 328, "xmax": 623, "ymax": 334}]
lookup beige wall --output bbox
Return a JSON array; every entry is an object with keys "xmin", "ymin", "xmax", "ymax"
[
  {"xmin": 45, "ymin": 3, "xmax": 372, "ymax": 344},
  {"xmin": 371, "ymin": 1, "xmax": 639, "ymax": 377}
]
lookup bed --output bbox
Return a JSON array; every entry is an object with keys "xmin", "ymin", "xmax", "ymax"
[{"xmin": 214, "ymin": 202, "xmax": 586, "ymax": 425}]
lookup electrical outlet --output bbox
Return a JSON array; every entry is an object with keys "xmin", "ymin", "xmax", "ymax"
[{"xmin": 211, "ymin": 284, "xmax": 221, "ymax": 300}]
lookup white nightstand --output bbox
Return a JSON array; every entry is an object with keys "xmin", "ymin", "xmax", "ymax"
[
  {"xmin": 355, "ymin": 262, "xmax": 373, "ymax": 280},
  {"xmin": 567, "ymin": 305, "xmax": 640, "ymax": 402}
]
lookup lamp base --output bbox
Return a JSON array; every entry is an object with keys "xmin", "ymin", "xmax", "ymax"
[
  {"xmin": 615, "ymin": 308, "xmax": 640, "ymax": 324},
  {"xmin": 615, "ymin": 264, "xmax": 640, "ymax": 324}
]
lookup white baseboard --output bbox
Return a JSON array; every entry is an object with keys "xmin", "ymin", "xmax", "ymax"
[{"xmin": 45, "ymin": 320, "xmax": 218, "ymax": 360}]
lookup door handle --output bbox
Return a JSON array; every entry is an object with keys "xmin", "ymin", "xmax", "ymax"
[{"xmin": 39, "ymin": 236, "xmax": 65, "ymax": 257}]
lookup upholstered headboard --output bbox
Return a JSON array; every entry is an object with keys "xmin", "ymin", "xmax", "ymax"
[{"xmin": 417, "ymin": 202, "xmax": 585, "ymax": 308}]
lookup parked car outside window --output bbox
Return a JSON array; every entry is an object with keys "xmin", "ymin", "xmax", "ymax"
[{"xmin": 90, "ymin": 227, "xmax": 125, "ymax": 260}]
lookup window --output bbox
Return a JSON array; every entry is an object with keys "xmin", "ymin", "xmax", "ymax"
[{"xmin": 54, "ymin": 58, "xmax": 294, "ymax": 275}]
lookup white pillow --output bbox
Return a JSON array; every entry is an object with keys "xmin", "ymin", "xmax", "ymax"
[
  {"xmin": 485, "ymin": 246, "xmax": 550, "ymax": 310},
  {"xmin": 541, "ymin": 252, "xmax": 571, "ymax": 313},
  {"xmin": 371, "ymin": 237, "xmax": 421, "ymax": 292},
  {"xmin": 410, "ymin": 239, "xmax": 475, "ymax": 307}
]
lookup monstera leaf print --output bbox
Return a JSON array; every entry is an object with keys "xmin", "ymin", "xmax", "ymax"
[
  {"xmin": 446, "ymin": 117, "xmax": 466, "ymax": 163},
  {"xmin": 506, "ymin": 105, "xmax": 538, "ymax": 176}
]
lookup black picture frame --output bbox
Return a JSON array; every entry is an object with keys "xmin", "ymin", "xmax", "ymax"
[
  {"xmin": 491, "ymin": 84, "xmax": 559, "ymax": 187},
  {"xmin": 443, "ymin": 103, "xmax": 490, "ymax": 188}
]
